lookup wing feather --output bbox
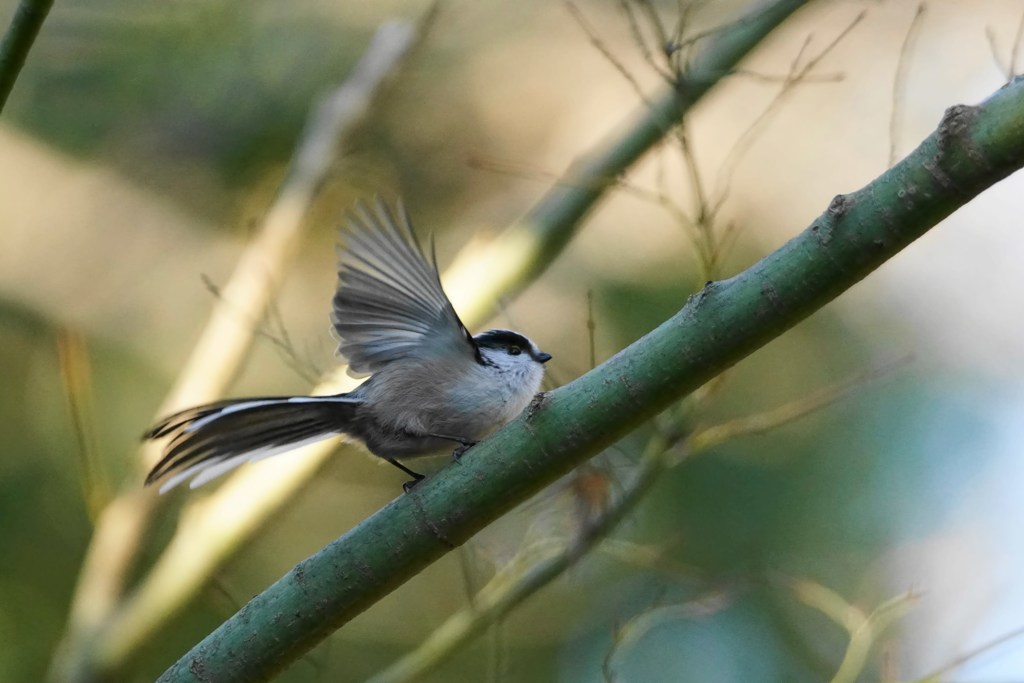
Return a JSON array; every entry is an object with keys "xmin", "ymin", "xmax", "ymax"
[{"xmin": 331, "ymin": 198, "xmax": 476, "ymax": 374}]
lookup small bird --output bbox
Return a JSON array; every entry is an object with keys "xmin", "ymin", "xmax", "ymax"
[{"xmin": 144, "ymin": 198, "xmax": 552, "ymax": 493}]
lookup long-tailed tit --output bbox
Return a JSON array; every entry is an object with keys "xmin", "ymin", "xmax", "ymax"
[{"xmin": 144, "ymin": 198, "xmax": 551, "ymax": 493}]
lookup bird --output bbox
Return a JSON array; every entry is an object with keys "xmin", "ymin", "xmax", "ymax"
[{"xmin": 143, "ymin": 198, "xmax": 552, "ymax": 493}]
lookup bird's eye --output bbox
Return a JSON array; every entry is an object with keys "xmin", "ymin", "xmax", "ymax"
[{"xmin": 508, "ymin": 347, "xmax": 522, "ymax": 356}]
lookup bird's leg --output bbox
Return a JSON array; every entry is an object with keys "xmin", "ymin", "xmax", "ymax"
[
  {"xmin": 386, "ymin": 458, "xmax": 425, "ymax": 492},
  {"xmin": 427, "ymin": 433, "xmax": 479, "ymax": 462}
]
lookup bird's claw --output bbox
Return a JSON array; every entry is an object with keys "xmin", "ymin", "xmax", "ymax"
[{"xmin": 451, "ymin": 441, "xmax": 478, "ymax": 462}]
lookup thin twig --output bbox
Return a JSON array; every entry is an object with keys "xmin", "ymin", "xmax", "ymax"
[
  {"xmin": 586, "ymin": 289, "xmax": 597, "ymax": 370},
  {"xmin": 201, "ymin": 274, "xmax": 321, "ymax": 384},
  {"xmin": 713, "ymin": 11, "xmax": 866, "ymax": 213},
  {"xmin": 686, "ymin": 355, "xmax": 911, "ymax": 457},
  {"xmin": 666, "ymin": 4, "xmax": 755, "ymax": 76},
  {"xmin": 567, "ymin": 1, "xmax": 653, "ymax": 106},
  {"xmin": 619, "ymin": 0, "xmax": 675, "ymax": 82},
  {"xmin": 633, "ymin": 0, "xmax": 672, "ymax": 67},
  {"xmin": 890, "ymin": 4, "xmax": 927, "ymax": 167},
  {"xmin": 985, "ymin": 26, "xmax": 1010, "ymax": 80},
  {"xmin": 912, "ymin": 622, "xmax": 1024, "ymax": 682},
  {"xmin": 673, "ymin": 122, "xmax": 716, "ymax": 277},
  {"xmin": 730, "ymin": 67, "xmax": 843, "ymax": 83},
  {"xmin": 1009, "ymin": 8, "xmax": 1024, "ymax": 79}
]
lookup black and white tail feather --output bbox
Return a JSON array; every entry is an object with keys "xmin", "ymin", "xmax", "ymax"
[
  {"xmin": 143, "ymin": 395, "xmax": 361, "ymax": 494},
  {"xmin": 143, "ymin": 197, "xmax": 552, "ymax": 493}
]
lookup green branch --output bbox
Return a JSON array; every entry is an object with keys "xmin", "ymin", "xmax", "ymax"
[
  {"xmin": 0, "ymin": 0, "xmax": 52, "ymax": 113},
  {"xmin": 157, "ymin": 75, "xmax": 1024, "ymax": 683}
]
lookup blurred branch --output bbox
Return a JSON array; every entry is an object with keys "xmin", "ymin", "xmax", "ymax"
[
  {"xmin": 783, "ymin": 576, "xmax": 918, "ymax": 683},
  {"xmin": 51, "ymin": 17, "xmax": 424, "ymax": 683},
  {"xmin": 0, "ymin": 0, "xmax": 52, "ymax": 113},
  {"xmin": 685, "ymin": 356, "xmax": 910, "ymax": 457},
  {"xmin": 367, "ymin": 432, "xmax": 673, "ymax": 683},
  {"xmin": 442, "ymin": 0, "xmax": 815, "ymax": 322},
  {"xmin": 158, "ymin": 73, "xmax": 1024, "ymax": 682},
  {"xmin": 603, "ymin": 589, "xmax": 737, "ymax": 682}
]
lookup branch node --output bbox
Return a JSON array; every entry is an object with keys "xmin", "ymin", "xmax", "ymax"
[
  {"xmin": 827, "ymin": 194, "xmax": 850, "ymax": 218},
  {"xmin": 188, "ymin": 657, "xmax": 211, "ymax": 683},
  {"xmin": 526, "ymin": 391, "xmax": 549, "ymax": 420},
  {"xmin": 936, "ymin": 103, "xmax": 978, "ymax": 152}
]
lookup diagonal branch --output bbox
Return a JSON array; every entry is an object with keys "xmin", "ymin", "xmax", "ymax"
[
  {"xmin": 0, "ymin": 0, "xmax": 52, "ymax": 113},
  {"xmin": 158, "ymin": 72, "xmax": 1024, "ymax": 683}
]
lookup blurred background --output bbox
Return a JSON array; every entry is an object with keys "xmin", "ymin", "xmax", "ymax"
[{"xmin": 3, "ymin": 0, "xmax": 1024, "ymax": 681}]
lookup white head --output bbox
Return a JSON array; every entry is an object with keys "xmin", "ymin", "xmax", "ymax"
[{"xmin": 473, "ymin": 328, "xmax": 551, "ymax": 392}]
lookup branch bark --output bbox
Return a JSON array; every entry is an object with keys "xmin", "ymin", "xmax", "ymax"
[{"xmin": 157, "ymin": 73, "xmax": 1024, "ymax": 683}]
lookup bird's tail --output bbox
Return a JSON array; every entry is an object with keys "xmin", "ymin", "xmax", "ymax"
[{"xmin": 143, "ymin": 395, "xmax": 361, "ymax": 493}]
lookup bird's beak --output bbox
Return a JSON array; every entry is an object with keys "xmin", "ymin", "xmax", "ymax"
[{"xmin": 536, "ymin": 351, "xmax": 552, "ymax": 364}]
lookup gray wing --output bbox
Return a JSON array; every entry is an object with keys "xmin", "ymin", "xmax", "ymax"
[{"xmin": 331, "ymin": 198, "xmax": 478, "ymax": 375}]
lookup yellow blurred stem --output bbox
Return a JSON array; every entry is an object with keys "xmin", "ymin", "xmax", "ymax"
[
  {"xmin": 784, "ymin": 576, "xmax": 918, "ymax": 683},
  {"xmin": 56, "ymin": 328, "xmax": 110, "ymax": 521},
  {"xmin": 607, "ymin": 589, "xmax": 737, "ymax": 665},
  {"xmin": 685, "ymin": 356, "xmax": 910, "ymax": 457}
]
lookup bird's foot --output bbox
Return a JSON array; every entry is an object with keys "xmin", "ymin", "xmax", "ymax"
[
  {"xmin": 402, "ymin": 473, "xmax": 425, "ymax": 493},
  {"xmin": 451, "ymin": 440, "xmax": 478, "ymax": 462},
  {"xmin": 387, "ymin": 458, "xmax": 425, "ymax": 493}
]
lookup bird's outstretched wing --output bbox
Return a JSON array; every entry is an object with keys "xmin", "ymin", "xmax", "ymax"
[{"xmin": 331, "ymin": 198, "xmax": 477, "ymax": 375}]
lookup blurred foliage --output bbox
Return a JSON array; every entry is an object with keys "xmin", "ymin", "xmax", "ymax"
[{"xmin": 7, "ymin": 1, "xmax": 377, "ymax": 213}]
